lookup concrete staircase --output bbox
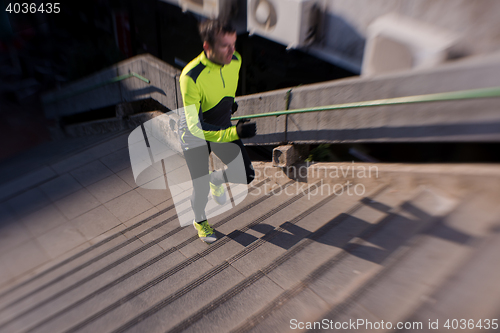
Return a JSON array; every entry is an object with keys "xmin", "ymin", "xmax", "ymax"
[
  {"xmin": 3, "ymin": 39, "xmax": 498, "ymax": 333},
  {"xmin": 1, "ymin": 149, "xmax": 499, "ymax": 333}
]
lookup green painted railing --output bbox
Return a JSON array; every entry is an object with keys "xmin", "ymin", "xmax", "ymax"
[
  {"xmin": 231, "ymin": 86, "xmax": 500, "ymax": 121},
  {"xmin": 45, "ymin": 72, "xmax": 150, "ymax": 104}
]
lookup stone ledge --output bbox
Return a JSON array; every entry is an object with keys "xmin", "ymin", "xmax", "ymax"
[
  {"xmin": 63, "ymin": 111, "xmax": 165, "ymax": 138},
  {"xmin": 253, "ymin": 161, "xmax": 500, "ymax": 198}
]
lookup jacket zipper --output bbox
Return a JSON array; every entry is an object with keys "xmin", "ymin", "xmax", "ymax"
[{"xmin": 220, "ymin": 68, "xmax": 225, "ymax": 88}]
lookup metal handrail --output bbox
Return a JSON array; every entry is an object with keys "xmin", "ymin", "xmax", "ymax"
[
  {"xmin": 45, "ymin": 72, "xmax": 150, "ymax": 104},
  {"xmin": 231, "ymin": 86, "xmax": 500, "ymax": 121}
]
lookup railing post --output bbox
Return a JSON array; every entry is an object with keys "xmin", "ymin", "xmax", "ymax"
[{"xmin": 284, "ymin": 88, "xmax": 292, "ymax": 144}]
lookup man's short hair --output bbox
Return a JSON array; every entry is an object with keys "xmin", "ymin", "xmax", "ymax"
[{"xmin": 199, "ymin": 19, "xmax": 236, "ymax": 46}]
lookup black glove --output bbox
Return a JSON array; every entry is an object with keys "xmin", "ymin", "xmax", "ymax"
[
  {"xmin": 231, "ymin": 102, "xmax": 238, "ymax": 114},
  {"xmin": 236, "ymin": 118, "xmax": 256, "ymax": 139}
]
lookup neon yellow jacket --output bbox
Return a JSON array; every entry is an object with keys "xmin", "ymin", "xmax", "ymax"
[{"xmin": 179, "ymin": 51, "xmax": 241, "ymax": 144}]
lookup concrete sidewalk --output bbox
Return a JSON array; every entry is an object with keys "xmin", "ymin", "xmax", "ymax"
[{"xmin": 0, "ymin": 130, "xmax": 173, "ymax": 292}]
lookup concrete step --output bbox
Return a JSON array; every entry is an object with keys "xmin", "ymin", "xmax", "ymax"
[
  {"xmin": 115, "ymin": 182, "xmax": 411, "ymax": 333},
  {"xmin": 229, "ymin": 186, "xmax": 457, "ymax": 333},
  {"xmin": 161, "ymin": 183, "xmax": 394, "ymax": 333},
  {"xmin": 0, "ymin": 176, "xmax": 270, "ymax": 309},
  {"xmin": 2, "ymin": 154, "xmax": 498, "ymax": 333},
  {"xmin": 0, "ymin": 179, "xmax": 333, "ymax": 332},
  {"xmin": 0, "ymin": 178, "xmax": 278, "ymax": 332},
  {"xmin": 322, "ymin": 197, "xmax": 473, "ymax": 333},
  {"xmin": 396, "ymin": 192, "xmax": 500, "ymax": 333},
  {"xmin": 51, "ymin": 181, "xmax": 335, "ymax": 333},
  {"xmin": 0, "ymin": 193, "xmax": 180, "ymax": 309},
  {"xmin": 397, "ymin": 235, "xmax": 500, "ymax": 333}
]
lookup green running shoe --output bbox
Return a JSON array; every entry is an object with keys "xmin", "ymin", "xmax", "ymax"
[
  {"xmin": 210, "ymin": 181, "xmax": 227, "ymax": 205},
  {"xmin": 193, "ymin": 220, "xmax": 217, "ymax": 243}
]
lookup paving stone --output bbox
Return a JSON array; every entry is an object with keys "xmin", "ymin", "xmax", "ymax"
[
  {"xmin": 0, "ymin": 225, "xmax": 133, "ymax": 306},
  {"xmin": 88, "ymin": 224, "xmax": 127, "ymax": 245},
  {"xmin": 203, "ymin": 239, "xmax": 247, "ymax": 266},
  {"xmin": 38, "ymin": 174, "xmax": 83, "ymax": 202},
  {"xmin": 309, "ymin": 252, "xmax": 382, "ymax": 307},
  {"xmin": 138, "ymin": 167, "xmax": 168, "ymax": 188},
  {"xmin": 167, "ymin": 171, "xmax": 189, "ymax": 190},
  {"xmin": 71, "ymin": 205, "xmax": 123, "ymax": 241},
  {"xmin": 121, "ymin": 206, "xmax": 160, "ymax": 228},
  {"xmin": 0, "ymin": 166, "xmax": 56, "ymax": 202},
  {"xmin": 99, "ymin": 147, "xmax": 130, "ymax": 173},
  {"xmin": 230, "ymin": 190, "xmax": 369, "ymax": 277},
  {"xmin": 53, "ymin": 188, "xmax": 100, "ymax": 220},
  {"xmin": 307, "ymin": 216, "xmax": 389, "ymax": 291},
  {"xmin": 159, "ymin": 225, "xmax": 198, "ymax": 252},
  {"xmin": 2, "ymin": 238, "xmax": 146, "ymax": 323},
  {"xmin": 101, "ymin": 131, "xmax": 130, "ymax": 152},
  {"xmin": 74, "ymin": 257, "xmax": 215, "ymax": 333},
  {"xmin": 231, "ymin": 241, "xmax": 288, "ymax": 277},
  {"xmin": 236, "ymin": 188, "xmax": 457, "ymax": 332},
  {"xmin": 345, "ymin": 236, "xmax": 471, "ymax": 331},
  {"xmin": 1, "ymin": 240, "xmax": 50, "ymax": 281},
  {"xmin": 246, "ymin": 287, "xmax": 330, "ymax": 333},
  {"xmin": 0, "ymin": 240, "xmax": 92, "ymax": 306},
  {"xmin": 403, "ymin": 234, "xmax": 500, "ymax": 328},
  {"xmin": 306, "ymin": 200, "xmax": 440, "ymax": 306},
  {"xmin": 74, "ymin": 300, "xmax": 142, "ymax": 333},
  {"xmin": 345, "ymin": 204, "xmax": 479, "ymax": 327},
  {"xmin": 135, "ymin": 186, "xmax": 172, "ymax": 207},
  {"xmin": 70, "ymin": 160, "xmax": 114, "ymax": 187},
  {"xmin": 184, "ymin": 276, "xmax": 285, "ymax": 333},
  {"xmin": 167, "ymin": 193, "xmax": 193, "ymax": 227},
  {"xmin": 127, "ymin": 212, "xmax": 180, "ymax": 245},
  {"xmin": 36, "ymin": 222, "xmax": 88, "ymax": 259},
  {"xmin": 214, "ymin": 190, "xmax": 296, "ymax": 236},
  {"xmin": 49, "ymin": 133, "xmax": 127, "ymax": 176},
  {"xmin": 86, "ymin": 174, "xmax": 133, "ymax": 204},
  {"xmin": 115, "ymin": 166, "xmax": 139, "ymax": 189},
  {"xmin": 177, "ymin": 232, "xmax": 213, "ymax": 258},
  {"xmin": 14, "ymin": 244, "xmax": 168, "ymax": 333},
  {"xmin": 0, "ymin": 213, "xmax": 33, "ymax": 252},
  {"xmin": 267, "ymin": 240, "xmax": 341, "ymax": 290},
  {"xmin": 13, "ymin": 240, "xmax": 92, "ymax": 290},
  {"xmin": 331, "ymin": 302, "xmax": 381, "ymax": 332},
  {"xmin": 6, "ymin": 187, "xmax": 51, "ymax": 218},
  {"xmin": 104, "ymin": 190, "xmax": 155, "ymax": 223},
  {"xmin": 20, "ymin": 204, "xmax": 68, "ymax": 237},
  {"xmin": 122, "ymin": 264, "xmax": 246, "ymax": 333},
  {"xmin": 262, "ymin": 223, "xmax": 311, "ymax": 249},
  {"xmin": 0, "ymin": 255, "xmax": 14, "ymax": 290},
  {"xmin": 0, "ymin": 203, "xmax": 15, "ymax": 225},
  {"xmin": 123, "ymin": 205, "xmax": 176, "ymax": 234},
  {"xmin": 27, "ymin": 248, "xmax": 174, "ymax": 332},
  {"xmin": 153, "ymin": 196, "xmax": 177, "ymax": 213},
  {"xmin": 50, "ymin": 149, "xmax": 107, "ymax": 176}
]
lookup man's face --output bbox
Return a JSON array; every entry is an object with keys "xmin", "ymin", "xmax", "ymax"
[{"xmin": 204, "ymin": 32, "xmax": 237, "ymax": 65}]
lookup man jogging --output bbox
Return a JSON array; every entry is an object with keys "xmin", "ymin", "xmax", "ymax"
[{"xmin": 179, "ymin": 19, "xmax": 257, "ymax": 244}]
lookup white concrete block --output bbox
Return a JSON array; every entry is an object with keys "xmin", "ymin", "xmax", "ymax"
[{"xmin": 362, "ymin": 13, "xmax": 460, "ymax": 76}]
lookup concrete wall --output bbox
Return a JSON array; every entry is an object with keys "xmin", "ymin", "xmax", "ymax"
[
  {"xmin": 42, "ymin": 50, "xmax": 500, "ymax": 145},
  {"xmin": 314, "ymin": 0, "xmax": 500, "ymax": 72},
  {"xmin": 236, "ymin": 51, "xmax": 500, "ymax": 144},
  {"xmin": 41, "ymin": 54, "xmax": 182, "ymax": 120}
]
